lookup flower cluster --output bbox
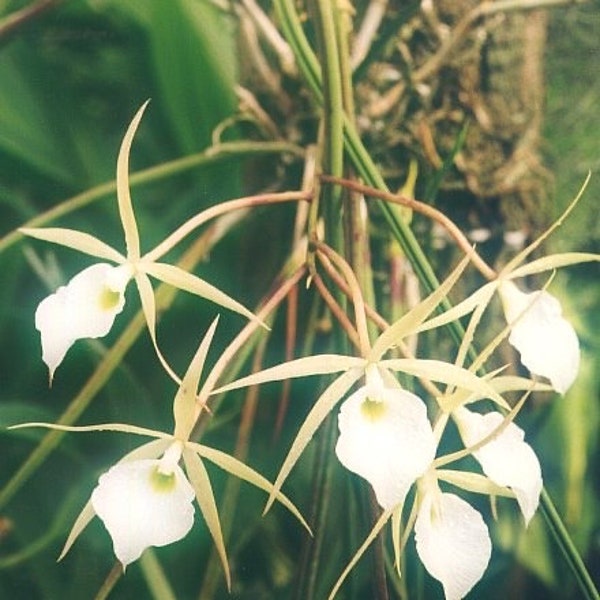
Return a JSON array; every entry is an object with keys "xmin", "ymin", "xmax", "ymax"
[{"xmin": 12, "ymin": 102, "xmax": 598, "ymax": 598}]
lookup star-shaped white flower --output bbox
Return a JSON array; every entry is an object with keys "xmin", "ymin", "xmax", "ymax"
[
  {"xmin": 91, "ymin": 443, "xmax": 195, "ymax": 567},
  {"xmin": 499, "ymin": 281, "xmax": 579, "ymax": 394},
  {"xmin": 35, "ymin": 263, "xmax": 132, "ymax": 381},
  {"xmin": 335, "ymin": 383, "xmax": 436, "ymax": 510},
  {"xmin": 414, "ymin": 489, "xmax": 491, "ymax": 600},
  {"xmin": 454, "ymin": 407, "xmax": 542, "ymax": 525}
]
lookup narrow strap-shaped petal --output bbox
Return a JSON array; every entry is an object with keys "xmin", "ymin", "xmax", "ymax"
[
  {"xmin": 185, "ymin": 442, "xmax": 310, "ymax": 533},
  {"xmin": 183, "ymin": 449, "xmax": 231, "ymax": 590},
  {"xmin": 117, "ymin": 102, "xmax": 148, "ymax": 260},
  {"xmin": 20, "ymin": 227, "xmax": 125, "ymax": 263}
]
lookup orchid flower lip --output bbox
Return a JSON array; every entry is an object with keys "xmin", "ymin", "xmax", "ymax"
[
  {"xmin": 498, "ymin": 280, "xmax": 580, "ymax": 394},
  {"xmin": 35, "ymin": 263, "xmax": 133, "ymax": 380},
  {"xmin": 335, "ymin": 384, "xmax": 436, "ymax": 510},
  {"xmin": 91, "ymin": 453, "xmax": 195, "ymax": 567}
]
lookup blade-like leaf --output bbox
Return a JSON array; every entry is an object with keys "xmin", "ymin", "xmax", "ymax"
[
  {"xmin": 182, "ymin": 449, "xmax": 231, "ymax": 591},
  {"xmin": 436, "ymin": 469, "xmax": 514, "ymax": 498},
  {"xmin": 265, "ymin": 367, "xmax": 364, "ymax": 514},
  {"xmin": 379, "ymin": 359, "xmax": 509, "ymax": 410},
  {"xmin": 186, "ymin": 442, "xmax": 311, "ymax": 533},
  {"xmin": 369, "ymin": 254, "xmax": 471, "ymax": 361},
  {"xmin": 213, "ymin": 354, "xmax": 365, "ymax": 395},
  {"xmin": 8, "ymin": 422, "xmax": 172, "ymax": 439},
  {"xmin": 507, "ymin": 252, "xmax": 600, "ymax": 280},
  {"xmin": 142, "ymin": 261, "xmax": 264, "ymax": 326},
  {"xmin": 19, "ymin": 227, "xmax": 125, "ymax": 263},
  {"xmin": 117, "ymin": 102, "xmax": 148, "ymax": 261},
  {"xmin": 328, "ymin": 508, "xmax": 393, "ymax": 600},
  {"xmin": 59, "ymin": 439, "xmax": 169, "ymax": 560},
  {"xmin": 173, "ymin": 316, "xmax": 220, "ymax": 440}
]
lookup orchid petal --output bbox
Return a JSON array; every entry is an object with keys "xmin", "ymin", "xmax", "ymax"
[
  {"xmin": 335, "ymin": 385, "xmax": 436, "ymax": 510},
  {"xmin": 91, "ymin": 455, "xmax": 195, "ymax": 567},
  {"xmin": 499, "ymin": 281, "xmax": 579, "ymax": 393},
  {"xmin": 415, "ymin": 491, "xmax": 491, "ymax": 600},
  {"xmin": 455, "ymin": 408, "xmax": 542, "ymax": 525},
  {"xmin": 35, "ymin": 263, "xmax": 132, "ymax": 381}
]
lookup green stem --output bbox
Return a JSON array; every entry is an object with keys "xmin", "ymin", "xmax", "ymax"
[
  {"xmin": 309, "ymin": 0, "xmax": 345, "ymax": 246},
  {"xmin": 0, "ymin": 140, "xmax": 304, "ymax": 256},
  {"xmin": 540, "ymin": 489, "xmax": 599, "ymax": 600}
]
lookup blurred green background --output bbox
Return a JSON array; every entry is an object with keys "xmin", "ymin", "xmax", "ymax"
[{"xmin": 0, "ymin": 1, "xmax": 598, "ymax": 598}]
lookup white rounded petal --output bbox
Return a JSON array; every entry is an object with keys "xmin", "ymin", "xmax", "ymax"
[
  {"xmin": 499, "ymin": 281, "xmax": 580, "ymax": 393},
  {"xmin": 415, "ymin": 491, "xmax": 491, "ymax": 600},
  {"xmin": 455, "ymin": 408, "xmax": 542, "ymax": 525},
  {"xmin": 35, "ymin": 263, "xmax": 130, "ymax": 379},
  {"xmin": 335, "ymin": 385, "xmax": 436, "ymax": 510},
  {"xmin": 91, "ymin": 458, "xmax": 195, "ymax": 566}
]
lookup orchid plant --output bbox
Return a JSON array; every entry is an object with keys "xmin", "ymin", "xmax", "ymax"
[{"xmin": 4, "ymin": 61, "xmax": 598, "ymax": 600}]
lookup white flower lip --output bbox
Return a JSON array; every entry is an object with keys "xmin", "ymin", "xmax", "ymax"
[
  {"xmin": 415, "ymin": 491, "xmax": 491, "ymax": 600},
  {"xmin": 35, "ymin": 263, "xmax": 131, "ymax": 381},
  {"xmin": 335, "ymin": 385, "xmax": 436, "ymax": 510},
  {"xmin": 499, "ymin": 281, "xmax": 580, "ymax": 394},
  {"xmin": 455, "ymin": 407, "xmax": 542, "ymax": 525},
  {"xmin": 91, "ymin": 456, "xmax": 195, "ymax": 567}
]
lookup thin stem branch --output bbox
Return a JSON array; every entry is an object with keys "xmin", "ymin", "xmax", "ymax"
[
  {"xmin": 316, "ymin": 243, "xmax": 371, "ymax": 357},
  {"xmin": 145, "ymin": 190, "xmax": 312, "ymax": 262},
  {"xmin": 321, "ymin": 175, "xmax": 497, "ymax": 281}
]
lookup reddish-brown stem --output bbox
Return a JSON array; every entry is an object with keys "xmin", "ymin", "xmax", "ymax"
[
  {"xmin": 312, "ymin": 272, "xmax": 362, "ymax": 351},
  {"xmin": 320, "ymin": 174, "xmax": 497, "ymax": 282}
]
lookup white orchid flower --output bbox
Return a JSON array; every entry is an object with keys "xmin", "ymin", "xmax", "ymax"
[
  {"xmin": 498, "ymin": 281, "xmax": 579, "ymax": 394},
  {"xmin": 454, "ymin": 407, "xmax": 542, "ymax": 525},
  {"xmin": 23, "ymin": 101, "xmax": 264, "ymax": 384},
  {"xmin": 35, "ymin": 263, "xmax": 132, "ymax": 382},
  {"xmin": 414, "ymin": 487, "xmax": 492, "ymax": 600},
  {"xmin": 91, "ymin": 441, "xmax": 194, "ymax": 567},
  {"xmin": 335, "ymin": 380, "xmax": 436, "ymax": 510},
  {"xmin": 11, "ymin": 320, "xmax": 309, "ymax": 587}
]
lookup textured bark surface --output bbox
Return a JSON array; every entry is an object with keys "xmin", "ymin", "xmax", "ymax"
[{"xmin": 355, "ymin": 2, "xmax": 551, "ymax": 241}]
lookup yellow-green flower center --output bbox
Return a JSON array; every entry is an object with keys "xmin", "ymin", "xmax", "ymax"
[
  {"xmin": 360, "ymin": 397, "xmax": 387, "ymax": 421},
  {"xmin": 150, "ymin": 467, "xmax": 177, "ymax": 493},
  {"xmin": 98, "ymin": 286, "xmax": 121, "ymax": 311}
]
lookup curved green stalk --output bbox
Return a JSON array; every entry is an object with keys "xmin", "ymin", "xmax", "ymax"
[
  {"xmin": 540, "ymin": 489, "xmax": 599, "ymax": 600},
  {"xmin": 0, "ymin": 140, "xmax": 304, "ymax": 256}
]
